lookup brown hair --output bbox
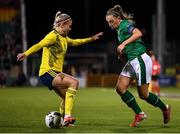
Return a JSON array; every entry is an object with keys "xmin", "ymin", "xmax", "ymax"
[{"xmin": 106, "ymin": 5, "xmax": 134, "ymax": 21}]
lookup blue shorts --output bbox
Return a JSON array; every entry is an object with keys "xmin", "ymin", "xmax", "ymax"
[{"xmin": 39, "ymin": 70, "xmax": 59, "ymax": 90}]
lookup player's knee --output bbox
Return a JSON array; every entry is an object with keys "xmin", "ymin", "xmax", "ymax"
[
  {"xmin": 74, "ymin": 79, "xmax": 79, "ymax": 88},
  {"xmin": 116, "ymin": 85, "xmax": 126, "ymax": 95},
  {"xmin": 139, "ymin": 93, "xmax": 148, "ymax": 100},
  {"xmin": 138, "ymin": 85, "xmax": 149, "ymax": 100},
  {"xmin": 70, "ymin": 79, "xmax": 79, "ymax": 89},
  {"xmin": 139, "ymin": 94, "xmax": 146, "ymax": 100}
]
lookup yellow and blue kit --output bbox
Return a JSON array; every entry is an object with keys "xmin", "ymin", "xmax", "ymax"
[{"xmin": 23, "ymin": 30, "xmax": 92, "ymax": 89}]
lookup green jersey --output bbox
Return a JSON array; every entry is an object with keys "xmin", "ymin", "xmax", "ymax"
[{"xmin": 116, "ymin": 19, "xmax": 146, "ymax": 61}]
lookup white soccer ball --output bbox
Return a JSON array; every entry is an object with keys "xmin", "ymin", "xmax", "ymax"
[{"xmin": 45, "ymin": 111, "xmax": 62, "ymax": 128}]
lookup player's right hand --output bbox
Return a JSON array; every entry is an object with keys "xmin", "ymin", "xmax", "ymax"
[
  {"xmin": 91, "ymin": 32, "xmax": 104, "ymax": 40},
  {"xmin": 17, "ymin": 53, "xmax": 26, "ymax": 61}
]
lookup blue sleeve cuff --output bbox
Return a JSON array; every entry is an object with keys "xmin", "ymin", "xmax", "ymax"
[{"xmin": 127, "ymin": 24, "xmax": 135, "ymax": 34}]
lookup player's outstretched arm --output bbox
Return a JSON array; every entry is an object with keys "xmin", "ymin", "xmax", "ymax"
[{"xmin": 67, "ymin": 32, "xmax": 104, "ymax": 46}]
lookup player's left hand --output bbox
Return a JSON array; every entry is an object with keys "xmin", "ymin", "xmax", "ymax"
[
  {"xmin": 91, "ymin": 32, "xmax": 104, "ymax": 40},
  {"xmin": 117, "ymin": 51, "xmax": 126, "ymax": 63}
]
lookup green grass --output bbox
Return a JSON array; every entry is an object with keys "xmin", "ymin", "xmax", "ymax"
[{"xmin": 0, "ymin": 86, "xmax": 180, "ymax": 133}]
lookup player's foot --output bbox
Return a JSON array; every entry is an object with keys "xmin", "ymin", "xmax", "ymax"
[
  {"xmin": 129, "ymin": 112, "xmax": 147, "ymax": 127},
  {"xmin": 63, "ymin": 116, "xmax": 76, "ymax": 127},
  {"xmin": 163, "ymin": 105, "xmax": 171, "ymax": 124}
]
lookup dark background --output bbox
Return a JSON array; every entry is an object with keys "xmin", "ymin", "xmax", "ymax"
[
  {"xmin": 25, "ymin": 0, "xmax": 177, "ymax": 45},
  {"xmin": 0, "ymin": 0, "xmax": 179, "ymax": 85},
  {"xmin": 24, "ymin": 0, "xmax": 180, "ymax": 73}
]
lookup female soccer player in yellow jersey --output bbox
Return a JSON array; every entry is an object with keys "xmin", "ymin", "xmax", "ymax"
[
  {"xmin": 106, "ymin": 5, "xmax": 171, "ymax": 127},
  {"xmin": 17, "ymin": 10, "xmax": 103, "ymax": 126}
]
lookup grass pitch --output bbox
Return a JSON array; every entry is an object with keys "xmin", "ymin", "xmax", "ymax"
[{"xmin": 0, "ymin": 86, "xmax": 180, "ymax": 133}]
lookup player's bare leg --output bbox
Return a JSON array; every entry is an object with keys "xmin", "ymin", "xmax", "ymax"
[
  {"xmin": 52, "ymin": 73, "xmax": 78, "ymax": 126},
  {"xmin": 116, "ymin": 75, "xmax": 146, "ymax": 127}
]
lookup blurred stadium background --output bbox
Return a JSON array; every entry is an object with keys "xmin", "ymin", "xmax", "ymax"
[
  {"xmin": 1, "ymin": 0, "xmax": 180, "ymax": 133},
  {"xmin": 0, "ymin": 0, "xmax": 180, "ymax": 88}
]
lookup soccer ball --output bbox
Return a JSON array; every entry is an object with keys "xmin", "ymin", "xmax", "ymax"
[{"xmin": 45, "ymin": 111, "xmax": 62, "ymax": 128}]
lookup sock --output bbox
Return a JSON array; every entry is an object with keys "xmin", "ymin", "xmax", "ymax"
[
  {"xmin": 121, "ymin": 90, "xmax": 142, "ymax": 114},
  {"xmin": 59, "ymin": 100, "xmax": 65, "ymax": 117},
  {"xmin": 65, "ymin": 87, "xmax": 77, "ymax": 117},
  {"xmin": 146, "ymin": 92, "xmax": 166, "ymax": 111}
]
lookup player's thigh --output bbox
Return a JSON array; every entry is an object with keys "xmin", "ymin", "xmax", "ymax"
[
  {"xmin": 61, "ymin": 73, "xmax": 79, "ymax": 89},
  {"xmin": 116, "ymin": 75, "xmax": 131, "ymax": 94},
  {"xmin": 52, "ymin": 72, "xmax": 78, "ymax": 89},
  {"xmin": 51, "ymin": 74, "xmax": 67, "ymax": 98}
]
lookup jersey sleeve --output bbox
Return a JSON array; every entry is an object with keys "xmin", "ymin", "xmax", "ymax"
[
  {"xmin": 24, "ymin": 32, "xmax": 56, "ymax": 56},
  {"xmin": 123, "ymin": 20, "xmax": 135, "ymax": 34},
  {"xmin": 127, "ymin": 22, "xmax": 135, "ymax": 34},
  {"xmin": 66, "ymin": 37, "xmax": 92, "ymax": 46}
]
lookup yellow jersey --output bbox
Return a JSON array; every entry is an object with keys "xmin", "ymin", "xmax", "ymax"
[{"xmin": 24, "ymin": 30, "xmax": 92, "ymax": 76}]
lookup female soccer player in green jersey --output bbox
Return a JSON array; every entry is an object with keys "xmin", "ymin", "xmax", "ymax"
[
  {"xmin": 17, "ymin": 10, "xmax": 103, "ymax": 126},
  {"xmin": 106, "ymin": 5, "xmax": 171, "ymax": 127}
]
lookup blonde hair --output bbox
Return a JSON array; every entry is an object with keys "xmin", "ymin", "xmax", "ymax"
[
  {"xmin": 106, "ymin": 5, "xmax": 134, "ymax": 21},
  {"xmin": 53, "ymin": 11, "xmax": 71, "ymax": 28}
]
